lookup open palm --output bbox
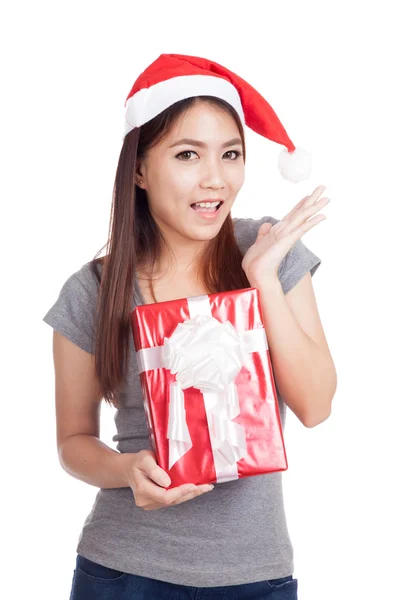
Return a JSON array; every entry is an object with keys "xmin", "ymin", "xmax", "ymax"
[{"xmin": 241, "ymin": 185, "xmax": 330, "ymax": 286}]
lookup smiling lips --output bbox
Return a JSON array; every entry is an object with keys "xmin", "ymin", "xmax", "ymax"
[
  {"xmin": 190, "ymin": 199, "xmax": 224, "ymax": 212},
  {"xmin": 190, "ymin": 200, "xmax": 223, "ymax": 220}
]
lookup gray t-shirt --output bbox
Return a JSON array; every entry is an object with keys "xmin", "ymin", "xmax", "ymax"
[{"xmin": 42, "ymin": 215, "xmax": 321, "ymax": 587}]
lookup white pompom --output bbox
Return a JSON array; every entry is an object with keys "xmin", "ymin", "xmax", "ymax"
[{"xmin": 278, "ymin": 146, "xmax": 312, "ymax": 183}]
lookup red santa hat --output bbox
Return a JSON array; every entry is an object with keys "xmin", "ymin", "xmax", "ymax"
[{"xmin": 123, "ymin": 53, "xmax": 312, "ymax": 183}]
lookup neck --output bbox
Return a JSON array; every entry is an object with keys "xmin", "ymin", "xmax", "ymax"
[
  {"xmin": 139, "ymin": 250, "xmax": 204, "ymax": 280},
  {"xmin": 158, "ymin": 239, "xmax": 209, "ymax": 277}
]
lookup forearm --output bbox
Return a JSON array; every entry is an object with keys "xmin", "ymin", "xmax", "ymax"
[
  {"xmin": 58, "ymin": 434, "xmax": 135, "ymax": 489},
  {"xmin": 257, "ymin": 279, "xmax": 336, "ymax": 427}
]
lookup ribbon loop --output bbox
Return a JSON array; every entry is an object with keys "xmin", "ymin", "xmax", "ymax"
[
  {"xmin": 165, "ymin": 313, "xmax": 248, "ymax": 482},
  {"xmin": 167, "ymin": 383, "xmax": 193, "ymax": 470},
  {"xmin": 162, "ymin": 314, "xmax": 245, "ymax": 392}
]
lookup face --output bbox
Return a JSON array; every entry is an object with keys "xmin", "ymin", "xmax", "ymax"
[{"xmin": 135, "ymin": 101, "xmax": 245, "ymax": 263}]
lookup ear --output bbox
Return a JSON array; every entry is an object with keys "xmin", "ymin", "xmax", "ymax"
[
  {"xmin": 135, "ymin": 161, "xmax": 146, "ymax": 189},
  {"xmin": 134, "ymin": 172, "xmax": 145, "ymax": 188}
]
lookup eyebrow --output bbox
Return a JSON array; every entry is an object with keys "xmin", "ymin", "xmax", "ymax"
[{"xmin": 169, "ymin": 137, "xmax": 243, "ymax": 149}]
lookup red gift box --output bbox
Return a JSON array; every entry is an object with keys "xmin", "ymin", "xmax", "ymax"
[{"xmin": 130, "ymin": 287, "xmax": 288, "ymax": 488}]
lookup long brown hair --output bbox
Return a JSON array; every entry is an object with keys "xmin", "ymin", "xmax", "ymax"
[{"xmin": 90, "ymin": 96, "xmax": 251, "ymax": 406}]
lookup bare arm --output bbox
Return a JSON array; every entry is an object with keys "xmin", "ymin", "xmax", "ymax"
[
  {"xmin": 257, "ymin": 273, "xmax": 337, "ymax": 427},
  {"xmin": 52, "ymin": 330, "xmax": 131, "ymax": 488},
  {"xmin": 51, "ymin": 330, "xmax": 212, "ymax": 506},
  {"xmin": 58, "ymin": 434, "xmax": 133, "ymax": 489}
]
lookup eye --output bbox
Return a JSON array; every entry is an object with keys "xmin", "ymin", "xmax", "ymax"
[
  {"xmin": 224, "ymin": 150, "xmax": 242, "ymax": 160},
  {"xmin": 176, "ymin": 151, "xmax": 197, "ymax": 160},
  {"xmin": 176, "ymin": 150, "xmax": 243, "ymax": 161}
]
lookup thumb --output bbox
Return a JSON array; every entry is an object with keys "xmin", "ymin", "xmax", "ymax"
[
  {"xmin": 256, "ymin": 221, "xmax": 273, "ymax": 242},
  {"xmin": 140, "ymin": 452, "xmax": 171, "ymax": 487},
  {"xmin": 155, "ymin": 468, "xmax": 172, "ymax": 488},
  {"xmin": 149, "ymin": 465, "xmax": 172, "ymax": 488}
]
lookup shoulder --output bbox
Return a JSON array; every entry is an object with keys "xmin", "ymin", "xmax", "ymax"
[
  {"xmin": 42, "ymin": 260, "xmax": 103, "ymax": 354},
  {"xmin": 77, "ymin": 260, "xmax": 102, "ymax": 291},
  {"xmin": 60, "ymin": 260, "xmax": 102, "ymax": 296}
]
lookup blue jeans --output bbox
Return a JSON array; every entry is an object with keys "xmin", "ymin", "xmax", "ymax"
[{"xmin": 69, "ymin": 554, "xmax": 298, "ymax": 599}]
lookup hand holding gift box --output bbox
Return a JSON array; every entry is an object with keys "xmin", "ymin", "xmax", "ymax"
[{"xmin": 131, "ymin": 288, "xmax": 288, "ymax": 489}]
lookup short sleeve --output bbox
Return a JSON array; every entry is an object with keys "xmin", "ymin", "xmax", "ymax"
[
  {"xmin": 233, "ymin": 215, "xmax": 322, "ymax": 295},
  {"xmin": 42, "ymin": 262, "xmax": 100, "ymax": 354}
]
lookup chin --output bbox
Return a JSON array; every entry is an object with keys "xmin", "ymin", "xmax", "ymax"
[
  {"xmin": 188, "ymin": 231, "xmax": 217, "ymax": 241},
  {"xmin": 192, "ymin": 220, "xmax": 224, "ymax": 234}
]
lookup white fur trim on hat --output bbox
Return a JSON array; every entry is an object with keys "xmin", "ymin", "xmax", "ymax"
[
  {"xmin": 278, "ymin": 147, "xmax": 312, "ymax": 183},
  {"xmin": 123, "ymin": 75, "xmax": 246, "ymax": 138}
]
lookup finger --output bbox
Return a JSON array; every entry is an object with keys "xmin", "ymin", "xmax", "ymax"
[
  {"xmin": 255, "ymin": 222, "xmax": 272, "ymax": 241},
  {"xmin": 135, "ymin": 485, "xmax": 196, "ymax": 511},
  {"xmin": 147, "ymin": 465, "xmax": 171, "ymax": 488},
  {"xmin": 171, "ymin": 484, "xmax": 214, "ymax": 506},
  {"xmin": 281, "ymin": 185, "xmax": 326, "ymax": 224},
  {"xmin": 281, "ymin": 195, "xmax": 310, "ymax": 222},
  {"xmin": 289, "ymin": 213, "xmax": 327, "ymax": 241},
  {"xmin": 305, "ymin": 213, "xmax": 327, "ymax": 226},
  {"xmin": 139, "ymin": 454, "xmax": 171, "ymax": 487},
  {"xmin": 139, "ymin": 478, "xmax": 197, "ymax": 505},
  {"xmin": 303, "ymin": 185, "xmax": 326, "ymax": 208},
  {"xmin": 302, "ymin": 195, "xmax": 330, "ymax": 222},
  {"xmin": 141, "ymin": 485, "xmax": 212, "ymax": 511},
  {"xmin": 285, "ymin": 196, "xmax": 330, "ymax": 235}
]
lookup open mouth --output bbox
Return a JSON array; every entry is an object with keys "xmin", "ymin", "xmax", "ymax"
[{"xmin": 190, "ymin": 201, "xmax": 223, "ymax": 212}]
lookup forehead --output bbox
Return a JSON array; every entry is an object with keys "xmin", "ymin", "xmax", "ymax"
[{"xmin": 167, "ymin": 102, "xmax": 241, "ymax": 142}]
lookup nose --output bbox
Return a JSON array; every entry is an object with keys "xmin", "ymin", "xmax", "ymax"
[{"xmin": 200, "ymin": 158, "xmax": 226, "ymax": 190}]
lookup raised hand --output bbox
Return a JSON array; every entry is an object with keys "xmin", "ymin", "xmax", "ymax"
[{"xmin": 241, "ymin": 185, "xmax": 330, "ymax": 287}]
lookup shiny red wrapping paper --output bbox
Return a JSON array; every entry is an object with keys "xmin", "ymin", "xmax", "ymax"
[{"xmin": 130, "ymin": 287, "xmax": 288, "ymax": 488}]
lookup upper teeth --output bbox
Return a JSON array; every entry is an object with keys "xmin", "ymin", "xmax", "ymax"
[{"xmin": 194, "ymin": 201, "xmax": 220, "ymax": 207}]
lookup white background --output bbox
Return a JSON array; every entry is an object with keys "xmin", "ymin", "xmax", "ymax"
[{"xmin": 3, "ymin": 1, "xmax": 399, "ymax": 598}]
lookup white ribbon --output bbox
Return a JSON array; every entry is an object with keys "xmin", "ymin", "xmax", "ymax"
[{"xmin": 136, "ymin": 294, "xmax": 269, "ymax": 483}]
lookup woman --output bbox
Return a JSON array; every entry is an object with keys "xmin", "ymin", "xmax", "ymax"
[{"xmin": 43, "ymin": 54, "xmax": 337, "ymax": 599}]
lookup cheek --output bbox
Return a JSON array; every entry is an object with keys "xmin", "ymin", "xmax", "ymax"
[
  {"xmin": 230, "ymin": 167, "xmax": 245, "ymax": 191},
  {"xmin": 147, "ymin": 166, "xmax": 192, "ymax": 217},
  {"xmin": 159, "ymin": 162, "xmax": 196, "ymax": 191},
  {"xmin": 172, "ymin": 167, "xmax": 198, "ymax": 189}
]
